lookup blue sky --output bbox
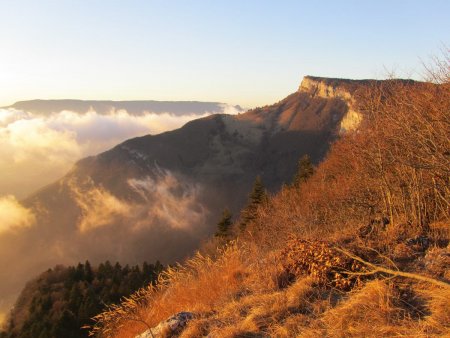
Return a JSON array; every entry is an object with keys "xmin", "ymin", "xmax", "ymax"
[{"xmin": 0, "ymin": 0, "xmax": 448, "ymax": 107}]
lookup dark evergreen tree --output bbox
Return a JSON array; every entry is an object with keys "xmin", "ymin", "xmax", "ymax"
[
  {"xmin": 215, "ymin": 208, "xmax": 233, "ymax": 238},
  {"xmin": 74, "ymin": 263, "xmax": 85, "ymax": 281},
  {"xmin": 292, "ymin": 154, "xmax": 314, "ymax": 187},
  {"xmin": 239, "ymin": 176, "xmax": 268, "ymax": 230},
  {"xmin": 0, "ymin": 260, "xmax": 164, "ymax": 338},
  {"xmin": 84, "ymin": 261, "xmax": 93, "ymax": 283},
  {"xmin": 51, "ymin": 310, "xmax": 77, "ymax": 338}
]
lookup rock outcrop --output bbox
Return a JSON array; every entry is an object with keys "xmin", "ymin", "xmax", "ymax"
[
  {"xmin": 135, "ymin": 312, "xmax": 195, "ymax": 338},
  {"xmin": 298, "ymin": 76, "xmax": 366, "ymax": 132},
  {"xmin": 298, "ymin": 76, "xmax": 356, "ymax": 100}
]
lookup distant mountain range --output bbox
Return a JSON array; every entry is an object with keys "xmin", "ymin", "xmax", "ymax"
[
  {"xmin": 0, "ymin": 76, "xmax": 406, "ymax": 317},
  {"xmin": 4, "ymin": 100, "xmax": 242, "ymax": 116}
]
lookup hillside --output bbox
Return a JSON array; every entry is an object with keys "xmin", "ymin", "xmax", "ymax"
[
  {"xmin": 88, "ymin": 65, "xmax": 449, "ymax": 337},
  {"xmin": 0, "ymin": 75, "xmax": 374, "ymax": 316},
  {"xmin": 0, "ymin": 76, "xmax": 433, "ymax": 327}
]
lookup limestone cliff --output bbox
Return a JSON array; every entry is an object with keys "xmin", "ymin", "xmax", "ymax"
[{"xmin": 298, "ymin": 76, "xmax": 366, "ymax": 132}]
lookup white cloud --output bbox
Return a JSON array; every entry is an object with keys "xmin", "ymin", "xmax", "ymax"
[
  {"xmin": 67, "ymin": 178, "xmax": 129, "ymax": 233},
  {"xmin": 219, "ymin": 103, "xmax": 244, "ymax": 115},
  {"xmin": 0, "ymin": 195, "xmax": 35, "ymax": 234},
  {"xmin": 128, "ymin": 169, "xmax": 207, "ymax": 230},
  {"xmin": 66, "ymin": 169, "xmax": 207, "ymax": 233},
  {"xmin": 2, "ymin": 115, "xmax": 81, "ymax": 163}
]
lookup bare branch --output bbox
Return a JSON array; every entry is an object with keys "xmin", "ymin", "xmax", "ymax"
[{"xmin": 335, "ymin": 247, "xmax": 450, "ymax": 289}]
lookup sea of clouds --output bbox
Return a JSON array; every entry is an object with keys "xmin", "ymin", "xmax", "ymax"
[
  {"xmin": 0, "ymin": 105, "xmax": 241, "ymax": 199},
  {"xmin": 0, "ymin": 104, "xmax": 244, "ymax": 320}
]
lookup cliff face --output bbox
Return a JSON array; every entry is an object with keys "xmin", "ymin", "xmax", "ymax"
[
  {"xmin": 299, "ymin": 76, "xmax": 355, "ymax": 100},
  {"xmin": 298, "ymin": 76, "xmax": 366, "ymax": 132}
]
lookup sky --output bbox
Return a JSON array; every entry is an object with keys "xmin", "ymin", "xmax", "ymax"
[
  {"xmin": 0, "ymin": 0, "xmax": 449, "ymax": 108},
  {"xmin": 0, "ymin": 0, "xmax": 449, "ymax": 322}
]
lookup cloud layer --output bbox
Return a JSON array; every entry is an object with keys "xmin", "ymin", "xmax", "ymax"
[
  {"xmin": 127, "ymin": 170, "xmax": 207, "ymax": 230},
  {"xmin": 65, "ymin": 168, "xmax": 207, "ymax": 233},
  {"xmin": 0, "ymin": 195, "xmax": 35, "ymax": 234},
  {"xmin": 0, "ymin": 106, "xmax": 240, "ymax": 199},
  {"xmin": 68, "ymin": 177, "xmax": 129, "ymax": 233},
  {"xmin": 0, "ymin": 168, "xmax": 213, "ymax": 321}
]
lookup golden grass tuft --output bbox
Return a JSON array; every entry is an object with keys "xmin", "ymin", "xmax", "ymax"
[
  {"xmin": 299, "ymin": 280, "xmax": 450, "ymax": 337},
  {"xmin": 194, "ymin": 277, "xmax": 320, "ymax": 337},
  {"xmin": 416, "ymin": 285, "xmax": 450, "ymax": 334},
  {"xmin": 178, "ymin": 318, "xmax": 210, "ymax": 338},
  {"xmin": 311, "ymin": 280, "xmax": 405, "ymax": 337},
  {"xmin": 90, "ymin": 242, "xmax": 250, "ymax": 337}
]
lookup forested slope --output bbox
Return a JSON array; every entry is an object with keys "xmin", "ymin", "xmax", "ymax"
[{"xmin": 1, "ymin": 261, "xmax": 163, "ymax": 338}]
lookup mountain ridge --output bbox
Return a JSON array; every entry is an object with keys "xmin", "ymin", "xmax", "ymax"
[{"xmin": 3, "ymin": 100, "xmax": 243, "ymax": 116}]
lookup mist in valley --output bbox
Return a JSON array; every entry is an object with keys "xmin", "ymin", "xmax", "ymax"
[
  {"xmin": 0, "ymin": 102, "xmax": 243, "ymax": 322},
  {"xmin": 0, "ymin": 103, "xmax": 241, "ymax": 199}
]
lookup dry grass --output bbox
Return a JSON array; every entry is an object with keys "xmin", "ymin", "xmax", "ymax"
[
  {"xmin": 91, "ymin": 229, "xmax": 449, "ymax": 338},
  {"xmin": 416, "ymin": 285, "xmax": 450, "ymax": 334},
  {"xmin": 176, "ymin": 277, "xmax": 449, "ymax": 338},
  {"xmin": 179, "ymin": 277, "xmax": 319, "ymax": 338},
  {"xmin": 90, "ymin": 242, "xmax": 251, "ymax": 338},
  {"xmin": 298, "ymin": 280, "xmax": 450, "ymax": 337},
  {"xmin": 91, "ymin": 224, "xmax": 449, "ymax": 337},
  {"xmin": 305, "ymin": 280, "xmax": 406, "ymax": 337}
]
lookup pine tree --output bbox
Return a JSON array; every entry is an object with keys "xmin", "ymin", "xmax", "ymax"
[
  {"xmin": 84, "ymin": 260, "xmax": 93, "ymax": 283},
  {"xmin": 74, "ymin": 263, "xmax": 85, "ymax": 281},
  {"xmin": 68, "ymin": 284, "xmax": 82, "ymax": 313},
  {"xmin": 292, "ymin": 154, "xmax": 314, "ymax": 187},
  {"xmin": 239, "ymin": 176, "xmax": 268, "ymax": 230},
  {"xmin": 215, "ymin": 208, "xmax": 233, "ymax": 238}
]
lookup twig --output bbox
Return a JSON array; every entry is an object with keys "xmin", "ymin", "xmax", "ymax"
[{"xmin": 126, "ymin": 317, "xmax": 155, "ymax": 338}]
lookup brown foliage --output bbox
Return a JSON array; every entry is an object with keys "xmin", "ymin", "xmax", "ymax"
[
  {"xmin": 279, "ymin": 237, "xmax": 368, "ymax": 290},
  {"xmin": 248, "ymin": 61, "xmax": 449, "ymax": 248},
  {"xmin": 355, "ymin": 79, "xmax": 450, "ymax": 229}
]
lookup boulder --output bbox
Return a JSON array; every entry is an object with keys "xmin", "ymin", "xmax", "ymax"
[{"xmin": 135, "ymin": 312, "xmax": 195, "ymax": 338}]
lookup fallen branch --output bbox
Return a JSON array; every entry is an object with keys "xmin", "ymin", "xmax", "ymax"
[{"xmin": 335, "ymin": 247, "xmax": 450, "ymax": 289}]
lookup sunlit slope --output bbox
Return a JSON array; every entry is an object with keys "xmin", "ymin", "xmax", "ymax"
[{"xmin": 91, "ymin": 75, "xmax": 449, "ymax": 338}]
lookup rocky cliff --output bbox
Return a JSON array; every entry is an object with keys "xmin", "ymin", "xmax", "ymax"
[{"xmin": 298, "ymin": 76, "xmax": 369, "ymax": 132}]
